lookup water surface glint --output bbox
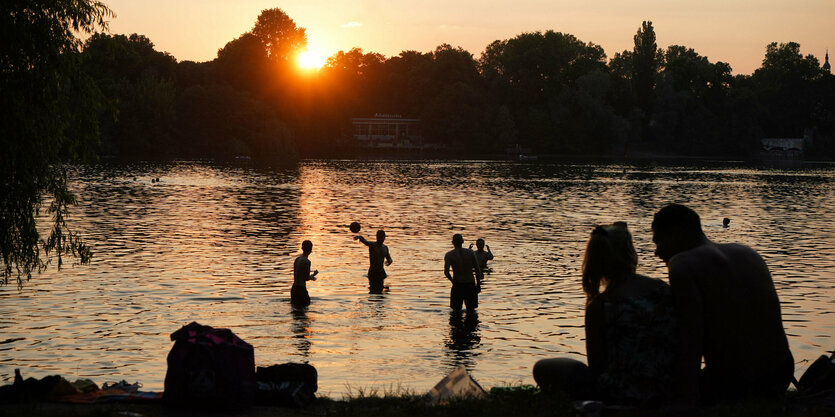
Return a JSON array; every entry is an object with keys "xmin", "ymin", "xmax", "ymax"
[{"xmin": 1, "ymin": 160, "xmax": 833, "ymax": 396}]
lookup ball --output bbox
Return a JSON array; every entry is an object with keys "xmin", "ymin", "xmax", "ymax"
[{"xmin": 349, "ymin": 222, "xmax": 361, "ymax": 233}]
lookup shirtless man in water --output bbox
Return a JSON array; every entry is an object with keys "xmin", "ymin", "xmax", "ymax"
[
  {"xmin": 444, "ymin": 234, "xmax": 484, "ymax": 311},
  {"xmin": 652, "ymin": 204, "xmax": 793, "ymax": 405},
  {"xmin": 355, "ymin": 230, "xmax": 392, "ymax": 293},
  {"xmin": 291, "ymin": 240, "xmax": 318, "ymax": 306},
  {"xmin": 469, "ymin": 238, "xmax": 494, "ymax": 271}
]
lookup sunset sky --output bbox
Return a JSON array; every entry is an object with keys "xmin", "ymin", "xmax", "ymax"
[{"xmin": 103, "ymin": 0, "xmax": 833, "ymax": 75}]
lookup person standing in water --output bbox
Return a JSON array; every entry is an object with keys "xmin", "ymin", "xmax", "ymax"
[
  {"xmin": 355, "ymin": 230, "xmax": 393, "ymax": 293},
  {"xmin": 445, "ymin": 234, "xmax": 484, "ymax": 311},
  {"xmin": 469, "ymin": 238, "xmax": 494, "ymax": 271},
  {"xmin": 292, "ymin": 240, "xmax": 318, "ymax": 306}
]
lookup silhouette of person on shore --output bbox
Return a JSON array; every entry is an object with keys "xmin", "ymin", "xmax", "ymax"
[
  {"xmin": 533, "ymin": 222, "xmax": 676, "ymax": 405},
  {"xmin": 444, "ymin": 234, "xmax": 483, "ymax": 311},
  {"xmin": 469, "ymin": 238, "xmax": 494, "ymax": 271},
  {"xmin": 652, "ymin": 204, "xmax": 793, "ymax": 405},
  {"xmin": 291, "ymin": 240, "xmax": 318, "ymax": 306},
  {"xmin": 355, "ymin": 230, "xmax": 392, "ymax": 294}
]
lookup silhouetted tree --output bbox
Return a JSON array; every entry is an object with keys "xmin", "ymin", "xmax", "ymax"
[
  {"xmin": 480, "ymin": 31, "xmax": 607, "ymax": 152},
  {"xmin": 492, "ymin": 105, "xmax": 518, "ymax": 151},
  {"xmin": 1, "ymin": 0, "xmax": 113, "ymax": 285},
  {"xmin": 651, "ymin": 46, "xmax": 734, "ymax": 154},
  {"xmin": 632, "ymin": 21, "xmax": 662, "ymax": 141},
  {"xmin": 214, "ymin": 33, "xmax": 270, "ymax": 93},
  {"xmin": 81, "ymin": 33, "xmax": 178, "ymax": 157},
  {"xmin": 752, "ymin": 42, "xmax": 827, "ymax": 138},
  {"xmin": 251, "ymin": 8, "xmax": 307, "ymax": 63}
]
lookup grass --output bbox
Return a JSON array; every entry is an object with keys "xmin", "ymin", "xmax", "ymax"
[{"xmin": 0, "ymin": 388, "xmax": 831, "ymax": 417}]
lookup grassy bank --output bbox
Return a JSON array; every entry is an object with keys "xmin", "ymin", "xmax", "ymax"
[{"xmin": 1, "ymin": 389, "xmax": 831, "ymax": 417}]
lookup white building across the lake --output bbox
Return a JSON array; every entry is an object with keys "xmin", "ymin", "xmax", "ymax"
[{"xmin": 351, "ymin": 114, "xmax": 435, "ymax": 150}]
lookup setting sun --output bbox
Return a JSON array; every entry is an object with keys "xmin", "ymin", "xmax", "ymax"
[{"xmin": 298, "ymin": 50, "xmax": 327, "ymax": 70}]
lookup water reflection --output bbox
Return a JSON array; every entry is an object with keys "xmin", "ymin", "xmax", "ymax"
[
  {"xmin": 444, "ymin": 311, "xmax": 481, "ymax": 369},
  {"xmin": 365, "ymin": 294, "xmax": 387, "ymax": 330},
  {"xmin": 1, "ymin": 160, "xmax": 832, "ymax": 395},
  {"xmin": 291, "ymin": 307, "xmax": 312, "ymax": 359}
]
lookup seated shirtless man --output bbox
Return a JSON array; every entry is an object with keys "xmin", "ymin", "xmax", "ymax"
[{"xmin": 652, "ymin": 204, "xmax": 793, "ymax": 405}]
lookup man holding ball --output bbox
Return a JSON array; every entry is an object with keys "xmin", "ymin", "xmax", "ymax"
[{"xmin": 354, "ymin": 225, "xmax": 393, "ymax": 293}]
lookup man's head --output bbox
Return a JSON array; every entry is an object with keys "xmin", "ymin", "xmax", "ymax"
[
  {"xmin": 476, "ymin": 238, "xmax": 485, "ymax": 250},
  {"xmin": 652, "ymin": 204, "xmax": 705, "ymax": 263},
  {"xmin": 301, "ymin": 240, "xmax": 313, "ymax": 254},
  {"xmin": 376, "ymin": 230, "xmax": 386, "ymax": 243},
  {"xmin": 452, "ymin": 233, "xmax": 464, "ymax": 248}
]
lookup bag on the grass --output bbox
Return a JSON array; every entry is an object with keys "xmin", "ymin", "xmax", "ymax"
[
  {"xmin": 163, "ymin": 322, "xmax": 255, "ymax": 409},
  {"xmin": 255, "ymin": 363, "xmax": 318, "ymax": 407},
  {"xmin": 794, "ymin": 351, "xmax": 835, "ymax": 408}
]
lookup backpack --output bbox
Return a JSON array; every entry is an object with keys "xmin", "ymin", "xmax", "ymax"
[
  {"xmin": 794, "ymin": 351, "xmax": 835, "ymax": 408},
  {"xmin": 163, "ymin": 322, "xmax": 256, "ymax": 409},
  {"xmin": 255, "ymin": 363, "xmax": 318, "ymax": 407}
]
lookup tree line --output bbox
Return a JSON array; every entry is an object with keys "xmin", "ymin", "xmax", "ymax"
[
  {"xmin": 2, "ymin": 2, "xmax": 833, "ymax": 285},
  {"xmin": 78, "ymin": 10, "xmax": 835, "ymax": 161}
]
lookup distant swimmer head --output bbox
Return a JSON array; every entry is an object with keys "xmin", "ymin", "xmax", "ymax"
[
  {"xmin": 452, "ymin": 233, "xmax": 464, "ymax": 247},
  {"xmin": 723, "ymin": 217, "xmax": 730, "ymax": 228},
  {"xmin": 302, "ymin": 240, "xmax": 313, "ymax": 253},
  {"xmin": 476, "ymin": 238, "xmax": 485, "ymax": 250},
  {"xmin": 376, "ymin": 229, "xmax": 386, "ymax": 243},
  {"xmin": 583, "ymin": 222, "xmax": 637, "ymax": 301}
]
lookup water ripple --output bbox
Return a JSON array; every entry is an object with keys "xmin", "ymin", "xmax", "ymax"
[{"xmin": 0, "ymin": 160, "xmax": 832, "ymax": 393}]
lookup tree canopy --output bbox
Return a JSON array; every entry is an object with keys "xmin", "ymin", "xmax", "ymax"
[
  {"xmin": 70, "ymin": 15, "xmax": 835, "ymax": 160},
  {"xmin": 251, "ymin": 8, "xmax": 307, "ymax": 63},
  {"xmin": 1, "ymin": 0, "xmax": 113, "ymax": 285}
]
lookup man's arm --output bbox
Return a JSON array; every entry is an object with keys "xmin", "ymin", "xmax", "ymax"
[
  {"xmin": 354, "ymin": 235, "xmax": 371, "ymax": 246},
  {"xmin": 486, "ymin": 245, "xmax": 494, "ymax": 261},
  {"xmin": 444, "ymin": 254, "xmax": 453, "ymax": 281},
  {"xmin": 308, "ymin": 264, "xmax": 318, "ymax": 281},
  {"xmin": 385, "ymin": 246, "xmax": 393, "ymax": 266},
  {"xmin": 668, "ymin": 258, "xmax": 704, "ymax": 405}
]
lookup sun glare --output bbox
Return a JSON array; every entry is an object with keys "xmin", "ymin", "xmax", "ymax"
[{"xmin": 298, "ymin": 50, "xmax": 326, "ymax": 70}]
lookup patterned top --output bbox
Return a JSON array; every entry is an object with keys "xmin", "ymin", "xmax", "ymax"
[{"xmin": 596, "ymin": 279, "xmax": 676, "ymax": 405}]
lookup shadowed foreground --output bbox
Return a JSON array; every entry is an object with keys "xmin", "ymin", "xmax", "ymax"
[{"xmin": 0, "ymin": 390, "xmax": 830, "ymax": 417}]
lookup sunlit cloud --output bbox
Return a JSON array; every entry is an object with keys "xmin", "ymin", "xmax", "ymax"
[{"xmin": 341, "ymin": 21, "xmax": 362, "ymax": 29}]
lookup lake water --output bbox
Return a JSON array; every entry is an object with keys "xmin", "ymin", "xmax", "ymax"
[{"xmin": 1, "ymin": 160, "xmax": 833, "ymax": 396}]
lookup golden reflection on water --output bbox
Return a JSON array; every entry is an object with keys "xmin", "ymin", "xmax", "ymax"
[{"xmin": 0, "ymin": 161, "xmax": 833, "ymax": 396}]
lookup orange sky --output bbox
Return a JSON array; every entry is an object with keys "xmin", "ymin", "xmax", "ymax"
[{"xmin": 103, "ymin": 0, "xmax": 834, "ymax": 75}]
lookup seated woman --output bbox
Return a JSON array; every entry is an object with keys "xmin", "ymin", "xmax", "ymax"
[{"xmin": 533, "ymin": 222, "xmax": 676, "ymax": 405}]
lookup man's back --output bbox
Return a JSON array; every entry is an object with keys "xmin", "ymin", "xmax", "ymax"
[
  {"xmin": 445, "ymin": 248, "xmax": 478, "ymax": 284},
  {"xmin": 669, "ymin": 242, "xmax": 793, "ymax": 400},
  {"xmin": 475, "ymin": 250, "xmax": 493, "ymax": 270},
  {"xmin": 367, "ymin": 243, "xmax": 389, "ymax": 272},
  {"xmin": 293, "ymin": 256, "xmax": 311, "ymax": 287}
]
